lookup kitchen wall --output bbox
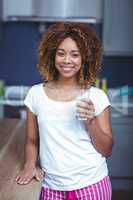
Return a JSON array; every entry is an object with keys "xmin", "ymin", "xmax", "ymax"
[{"xmin": 0, "ymin": 22, "xmax": 133, "ymax": 87}]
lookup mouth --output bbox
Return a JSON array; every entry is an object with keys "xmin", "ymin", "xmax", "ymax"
[{"xmin": 60, "ymin": 66, "xmax": 74, "ymax": 72}]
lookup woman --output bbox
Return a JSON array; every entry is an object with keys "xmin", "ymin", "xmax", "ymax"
[{"xmin": 16, "ymin": 22, "xmax": 113, "ymax": 200}]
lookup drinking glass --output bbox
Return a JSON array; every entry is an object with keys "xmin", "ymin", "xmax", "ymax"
[{"xmin": 76, "ymin": 89, "xmax": 90, "ymax": 120}]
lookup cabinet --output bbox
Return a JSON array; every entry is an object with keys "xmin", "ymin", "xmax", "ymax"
[
  {"xmin": 103, "ymin": 0, "xmax": 133, "ymax": 56},
  {"xmin": 2, "ymin": 0, "xmax": 103, "ymax": 23},
  {"xmin": 0, "ymin": 119, "xmax": 41, "ymax": 199},
  {"xmin": 0, "ymin": 0, "xmax": 2, "ymax": 18},
  {"xmin": 2, "ymin": 0, "xmax": 36, "ymax": 19},
  {"xmin": 35, "ymin": 0, "xmax": 103, "ymax": 22},
  {"xmin": 107, "ymin": 117, "xmax": 133, "ymax": 189}
]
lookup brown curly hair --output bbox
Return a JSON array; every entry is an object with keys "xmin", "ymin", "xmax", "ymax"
[{"xmin": 38, "ymin": 22, "xmax": 103, "ymax": 88}]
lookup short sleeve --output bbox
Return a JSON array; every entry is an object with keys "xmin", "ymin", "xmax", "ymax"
[
  {"xmin": 90, "ymin": 88, "xmax": 111, "ymax": 116},
  {"xmin": 24, "ymin": 86, "xmax": 37, "ymax": 115}
]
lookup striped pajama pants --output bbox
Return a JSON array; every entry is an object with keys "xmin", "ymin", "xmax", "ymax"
[{"xmin": 39, "ymin": 176, "xmax": 112, "ymax": 200}]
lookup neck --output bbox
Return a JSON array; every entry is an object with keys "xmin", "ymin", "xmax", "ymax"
[{"xmin": 53, "ymin": 77, "xmax": 80, "ymax": 89}]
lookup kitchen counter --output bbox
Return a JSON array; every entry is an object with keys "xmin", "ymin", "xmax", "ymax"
[{"xmin": 0, "ymin": 118, "xmax": 41, "ymax": 200}]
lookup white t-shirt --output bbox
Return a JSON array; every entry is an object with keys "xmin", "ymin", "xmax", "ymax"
[{"xmin": 24, "ymin": 83, "xmax": 111, "ymax": 191}]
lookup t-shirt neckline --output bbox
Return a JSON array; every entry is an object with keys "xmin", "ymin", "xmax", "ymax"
[{"xmin": 41, "ymin": 83, "xmax": 77, "ymax": 104}]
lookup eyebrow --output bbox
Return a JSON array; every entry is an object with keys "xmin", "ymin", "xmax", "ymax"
[{"xmin": 57, "ymin": 48, "xmax": 80, "ymax": 53}]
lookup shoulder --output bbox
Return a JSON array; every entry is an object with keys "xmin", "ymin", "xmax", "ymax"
[
  {"xmin": 28, "ymin": 83, "xmax": 43, "ymax": 94},
  {"xmin": 25, "ymin": 83, "xmax": 43, "ymax": 100},
  {"xmin": 90, "ymin": 87, "xmax": 111, "ymax": 116},
  {"xmin": 24, "ymin": 83, "xmax": 43, "ymax": 115},
  {"xmin": 90, "ymin": 87, "xmax": 107, "ymax": 98},
  {"xmin": 30, "ymin": 83, "xmax": 43, "ymax": 90}
]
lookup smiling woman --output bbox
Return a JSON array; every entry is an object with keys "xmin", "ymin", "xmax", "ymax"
[{"xmin": 16, "ymin": 22, "xmax": 113, "ymax": 200}]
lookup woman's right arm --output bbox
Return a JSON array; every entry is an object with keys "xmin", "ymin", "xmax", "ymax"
[
  {"xmin": 16, "ymin": 108, "xmax": 43, "ymax": 185},
  {"xmin": 24, "ymin": 107, "xmax": 39, "ymax": 166}
]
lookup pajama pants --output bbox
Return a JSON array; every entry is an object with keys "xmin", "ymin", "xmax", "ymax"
[{"xmin": 39, "ymin": 176, "xmax": 112, "ymax": 200}]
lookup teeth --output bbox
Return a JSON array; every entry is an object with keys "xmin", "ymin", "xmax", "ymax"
[
  {"xmin": 62, "ymin": 67, "xmax": 73, "ymax": 71},
  {"xmin": 63, "ymin": 68, "xmax": 71, "ymax": 70}
]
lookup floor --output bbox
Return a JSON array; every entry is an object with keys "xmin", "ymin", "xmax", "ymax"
[{"xmin": 112, "ymin": 190, "xmax": 133, "ymax": 200}]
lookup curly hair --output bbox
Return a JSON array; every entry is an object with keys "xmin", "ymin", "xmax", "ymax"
[{"xmin": 38, "ymin": 22, "xmax": 103, "ymax": 88}]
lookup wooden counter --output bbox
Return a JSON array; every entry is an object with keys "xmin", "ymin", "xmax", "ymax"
[{"xmin": 0, "ymin": 118, "xmax": 41, "ymax": 200}]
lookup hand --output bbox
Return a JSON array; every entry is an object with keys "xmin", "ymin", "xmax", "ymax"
[
  {"xmin": 15, "ymin": 163, "xmax": 44, "ymax": 185},
  {"xmin": 76, "ymin": 98, "xmax": 95, "ymax": 121}
]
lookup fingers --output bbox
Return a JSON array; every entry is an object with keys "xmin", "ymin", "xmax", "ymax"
[
  {"xmin": 77, "ymin": 105, "xmax": 95, "ymax": 113},
  {"xmin": 76, "ymin": 110, "xmax": 94, "ymax": 118},
  {"xmin": 16, "ymin": 167, "xmax": 44, "ymax": 185},
  {"xmin": 78, "ymin": 98, "xmax": 93, "ymax": 104},
  {"xmin": 35, "ymin": 168, "xmax": 44, "ymax": 181},
  {"xmin": 77, "ymin": 99, "xmax": 93, "ymax": 108},
  {"xmin": 76, "ymin": 99, "xmax": 95, "ymax": 120},
  {"xmin": 16, "ymin": 168, "xmax": 35, "ymax": 185},
  {"xmin": 76, "ymin": 111, "xmax": 94, "ymax": 120},
  {"xmin": 16, "ymin": 173, "xmax": 32, "ymax": 185}
]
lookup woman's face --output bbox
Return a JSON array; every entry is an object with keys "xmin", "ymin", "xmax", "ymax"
[{"xmin": 55, "ymin": 37, "xmax": 82, "ymax": 79}]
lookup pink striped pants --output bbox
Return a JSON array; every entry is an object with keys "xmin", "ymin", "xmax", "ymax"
[{"xmin": 39, "ymin": 176, "xmax": 112, "ymax": 200}]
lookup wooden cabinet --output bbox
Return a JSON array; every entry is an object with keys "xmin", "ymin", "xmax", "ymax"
[{"xmin": 0, "ymin": 118, "xmax": 41, "ymax": 200}]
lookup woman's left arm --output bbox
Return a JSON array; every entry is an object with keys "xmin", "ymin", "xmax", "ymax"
[{"xmin": 86, "ymin": 106, "xmax": 113, "ymax": 157}]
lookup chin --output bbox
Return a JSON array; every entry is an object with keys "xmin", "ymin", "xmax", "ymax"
[{"xmin": 60, "ymin": 73, "xmax": 76, "ymax": 78}]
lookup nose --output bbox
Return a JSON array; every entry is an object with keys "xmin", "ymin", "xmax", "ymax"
[{"xmin": 63, "ymin": 54, "xmax": 71, "ymax": 64}]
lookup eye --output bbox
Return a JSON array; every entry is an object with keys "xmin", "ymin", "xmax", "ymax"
[
  {"xmin": 72, "ymin": 53, "xmax": 80, "ymax": 58},
  {"xmin": 56, "ymin": 51, "xmax": 65, "ymax": 57}
]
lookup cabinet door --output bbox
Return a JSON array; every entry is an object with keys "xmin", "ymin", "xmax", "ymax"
[
  {"xmin": 103, "ymin": 0, "xmax": 133, "ymax": 56},
  {"xmin": 36, "ymin": 0, "xmax": 103, "ymax": 22},
  {"xmin": 108, "ymin": 117, "xmax": 133, "ymax": 177},
  {"xmin": 3, "ymin": 0, "xmax": 35, "ymax": 19}
]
